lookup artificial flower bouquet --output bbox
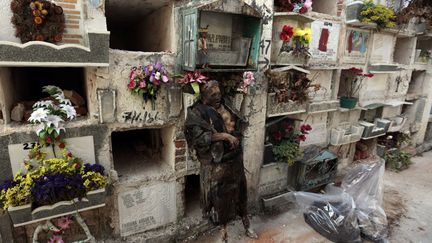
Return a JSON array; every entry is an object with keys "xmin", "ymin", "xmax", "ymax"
[
  {"xmin": 270, "ymin": 122, "xmax": 312, "ymax": 166},
  {"xmin": 128, "ymin": 62, "xmax": 170, "ymax": 109},
  {"xmin": 279, "ymin": 25, "xmax": 312, "ymax": 58},
  {"xmin": 177, "ymin": 70, "xmax": 209, "ymax": 96}
]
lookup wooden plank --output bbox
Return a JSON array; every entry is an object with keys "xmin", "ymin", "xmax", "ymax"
[
  {"xmin": 64, "ymin": 10, "xmax": 80, "ymax": 15},
  {"xmin": 56, "ymin": 0, "xmax": 77, "ymax": 3},
  {"xmin": 62, "ymin": 39, "xmax": 81, "ymax": 44},
  {"xmin": 66, "ymin": 20, "xmax": 79, "ymax": 24},
  {"xmin": 66, "ymin": 15, "xmax": 81, "ymax": 19},
  {"xmin": 65, "ymin": 25, "xmax": 80, "ymax": 29},
  {"xmin": 63, "ymin": 34, "xmax": 82, "ymax": 38},
  {"xmin": 57, "ymin": 3, "xmax": 76, "ymax": 9}
]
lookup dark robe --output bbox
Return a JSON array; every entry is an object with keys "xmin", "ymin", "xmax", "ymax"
[{"xmin": 185, "ymin": 99, "xmax": 248, "ymax": 225}]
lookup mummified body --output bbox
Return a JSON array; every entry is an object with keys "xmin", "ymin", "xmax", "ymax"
[{"xmin": 185, "ymin": 81, "xmax": 257, "ymax": 240}]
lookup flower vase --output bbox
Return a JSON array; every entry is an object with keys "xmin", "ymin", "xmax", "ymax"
[{"xmin": 340, "ymin": 97, "xmax": 358, "ymax": 109}]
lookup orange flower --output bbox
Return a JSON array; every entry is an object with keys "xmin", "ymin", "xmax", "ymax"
[
  {"xmin": 32, "ymin": 10, "xmax": 41, "ymax": 17},
  {"xmin": 35, "ymin": 34, "xmax": 44, "ymax": 41},
  {"xmin": 34, "ymin": 16, "xmax": 43, "ymax": 25}
]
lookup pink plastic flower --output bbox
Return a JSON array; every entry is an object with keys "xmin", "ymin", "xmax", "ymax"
[
  {"xmin": 304, "ymin": 0, "xmax": 313, "ymax": 9},
  {"xmin": 139, "ymin": 81, "xmax": 146, "ymax": 88},
  {"xmin": 56, "ymin": 216, "xmax": 73, "ymax": 230},
  {"xmin": 48, "ymin": 235, "xmax": 64, "ymax": 243}
]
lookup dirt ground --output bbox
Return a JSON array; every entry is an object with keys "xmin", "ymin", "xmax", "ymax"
[{"xmin": 183, "ymin": 151, "xmax": 432, "ymax": 243}]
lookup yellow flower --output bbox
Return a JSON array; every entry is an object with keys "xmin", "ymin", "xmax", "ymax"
[
  {"xmin": 293, "ymin": 27, "xmax": 305, "ymax": 37},
  {"xmin": 304, "ymin": 28, "xmax": 312, "ymax": 36},
  {"xmin": 304, "ymin": 34, "xmax": 311, "ymax": 43}
]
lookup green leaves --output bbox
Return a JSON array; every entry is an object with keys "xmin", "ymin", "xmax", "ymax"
[{"xmin": 272, "ymin": 140, "xmax": 301, "ymax": 166}]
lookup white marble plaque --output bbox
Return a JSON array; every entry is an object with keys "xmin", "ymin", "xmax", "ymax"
[
  {"xmin": 8, "ymin": 136, "xmax": 96, "ymax": 175},
  {"xmin": 118, "ymin": 182, "xmax": 176, "ymax": 237},
  {"xmin": 310, "ymin": 20, "xmax": 341, "ymax": 62},
  {"xmin": 258, "ymin": 163, "xmax": 288, "ymax": 196}
]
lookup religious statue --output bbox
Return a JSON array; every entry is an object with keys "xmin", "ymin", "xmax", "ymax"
[
  {"xmin": 198, "ymin": 25, "xmax": 210, "ymax": 69},
  {"xmin": 185, "ymin": 81, "xmax": 258, "ymax": 242}
]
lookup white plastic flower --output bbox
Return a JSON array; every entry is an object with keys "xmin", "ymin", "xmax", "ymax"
[
  {"xmin": 35, "ymin": 124, "xmax": 46, "ymax": 136},
  {"xmin": 53, "ymin": 93, "xmax": 72, "ymax": 105},
  {"xmin": 44, "ymin": 115, "xmax": 64, "ymax": 128},
  {"xmin": 60, "ymin": 104, "xmax": 77, "ymax": 120},
  {"xmin": 42, "ymin": 85, "xmax": 62, "ymax": 94},
  {"xmin": 33, "ymin": 100, "xmax": 54, "ymax": 108},
  {"xmin": 28, "ymin": 108, "xmax": 48, "ymax": 123}
]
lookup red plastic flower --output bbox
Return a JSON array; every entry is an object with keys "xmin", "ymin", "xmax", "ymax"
[
  {"xmin": 53, "ymin": 35, "xmax": 62, "ymax": 43},
  {"xmin": 46, "ymin": 136, "xmax": 53, "ymax": 143},
  {"xmin": 287, "ymin": 3, "xmax": 294, "ymax": 11},
  {"xmin": 128, "ymin": 80, "xmax": 136, "ymax": 89},
  {"xmin": 75, "ymin": 163, "xmax": 81, "ymax": 170},
  {"xmin": 279, "ymin": 32, "xmax": 291, "ymax": 42},
  {"xmin": 282, "ymin": 25, "xmax": 294, "ymax": 37},
  {"xmin": 296, "ymin": 134, "xmax": 307, "ymax": 142},
  {"xmin": 273, "ymin": 131, "xmax": 283, "ymax": 142},
  {"xmin": 299, "ymin": 6, "xmax": 307, "ymax": 14},
  {"xmin": 349, "ymin": 67, "xmax": 363, "ymax": 74},
  {"xmin": 364, "ymin": 73, "xmax": 374, "ymax": 78},
  {"xmin": 58, "ymin": 142, "xmax": 65, "ymax": 149}
]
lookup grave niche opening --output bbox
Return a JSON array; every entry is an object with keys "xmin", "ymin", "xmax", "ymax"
[
  {"xmin": 2, "ymin": 67, "xmax": 87, "ymax": 124},
  {"xmin": 111, "ymin": 127, "xmax": 174, "ymax": 182},
  {"xmin": 184, "ymin": 174, "xmax": 201, "ymax": 218},
  {"xmin": 182, "ymin": 8, "xmax": 261, "ymax": 70},
  {"xmin": 106, "ymin": 0, "xmax": 173, "ymax": 52}
]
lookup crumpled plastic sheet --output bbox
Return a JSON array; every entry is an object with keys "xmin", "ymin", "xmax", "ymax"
[
  {"xmin": 288, "ymin": 159, "xmax": 388, "ymax": 243},
  {"xmin": 290, "ymin": 185, "xmax": 362, "ymax": 243},
  {"xmin": 342, "ymin": 159, "xmax": 388, "ymax": 242}
]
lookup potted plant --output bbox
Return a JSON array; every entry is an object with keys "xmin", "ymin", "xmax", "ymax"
[
  {"xmin": 339, "ymin": 67, "xmax": 374, "ymax": 109},
  {"xmin": 270, "ymin": 122, "xmax": 312, "ymax": 166},
  {"xmin": 359, "ymin": 0, "xmax": 396, "ymax": 30}
]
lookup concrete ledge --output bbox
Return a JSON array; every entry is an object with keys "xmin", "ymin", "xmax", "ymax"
[{"xmin": 0, "ymin": 33, "xmax": 109, "ymax": 67}]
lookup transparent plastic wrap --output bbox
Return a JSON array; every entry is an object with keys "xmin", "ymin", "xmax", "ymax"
[
  {"xmin": 342, "ymin": 159, "xmax": 388, "ymax": 242},
  {"xmin": 288, "ymin": 185, "xmax": 361, "ymax": 243}
]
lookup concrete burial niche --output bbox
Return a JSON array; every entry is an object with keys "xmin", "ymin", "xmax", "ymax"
[
  {"xmin": 343, "ymin": 28, "xmax": 370, "ymax": 64},
  {"xmin": 407, "ymin": 70, "xmax": 426, "ymax": 100},
  {"xmin": 0, "ymin": 67, "xmax": 88, "ymax": 124},
  {"xmin": 271, "ymin": 16, "xmax": 312, "ymax": 65},
  {"xmin": 394, "ymin": 37, "xmax": 417, "ymax": 65},
  {"xmin": 106, "ymin": 0, "xmax": 174, "ymax": 52},
  {"xmin": 370, "ymin": 32, "xmax": 396, "ymax": 64},
  {"xmin": 184, "ymin": 174, "xmax": 201, "ymax": 218},
  {"xmin": 111, "ymin": 126, "xmax": 175, "ymax": 183},
  {"xmin": 387, "ymin": 70, "xmax": 411, "ymax": 99},
  {"xmin": 358, "ymin": 73, "xmax": 388, "ymax": 107},
  {"xmin": 414, "ymin": 38, "xmax": 432, "ymax": 64},
  {"xmin": 311, "ymin": 0, "xmax": 339, "ymax": 16},
  {"xmin": 310, "ymin": 20, "xmax": 341, "ymax": 63}
]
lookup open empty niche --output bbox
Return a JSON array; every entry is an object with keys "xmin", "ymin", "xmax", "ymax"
[
  {"xmin": 414, "ymin": 38, "xmax": 432, "ymax": 64},
  {"xmin": 111, "ymin": 127, "xmax": 175, "ymax": 182},
  {"xmin": 106, "ymin": 0, "xmax": 173, "ymax": 52},
  {"xmin": 394, "ymin": 37, "xmax": 416, "ymax": 65},
  {"xmin": 184, "ymin": 174, "xmax": 201, "ymax": 218},
  {"xmin": 407, "ymin": 70, "xmax": 426, "ymax": 98},
  {"xmin": 354, "ymin": 139, "xmax": 376, "ymax": 160},
  {"xmin": 361, "ymin": 107, "xmax": 383, "ymax": 123},
  {"xmin": 0, "ymin": 67, "xmax": 87, "ymax": 124},
  {"xmin": 312, "ymin": 0, "xmax": 338, "ymax": 16}
]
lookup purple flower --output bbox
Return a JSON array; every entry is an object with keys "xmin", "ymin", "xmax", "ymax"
[
  {"xmin": 83, "ymin": 163, "xmax": 105, "ymax": 174},
  {"xmin": 155, "ymin": 62, "xmax": 162, "ymax": 71}
]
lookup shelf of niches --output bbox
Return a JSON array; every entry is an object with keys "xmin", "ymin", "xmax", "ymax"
[{"xmin": 273, "ymin": 11, "xmax": 342, "ymax": 23}]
